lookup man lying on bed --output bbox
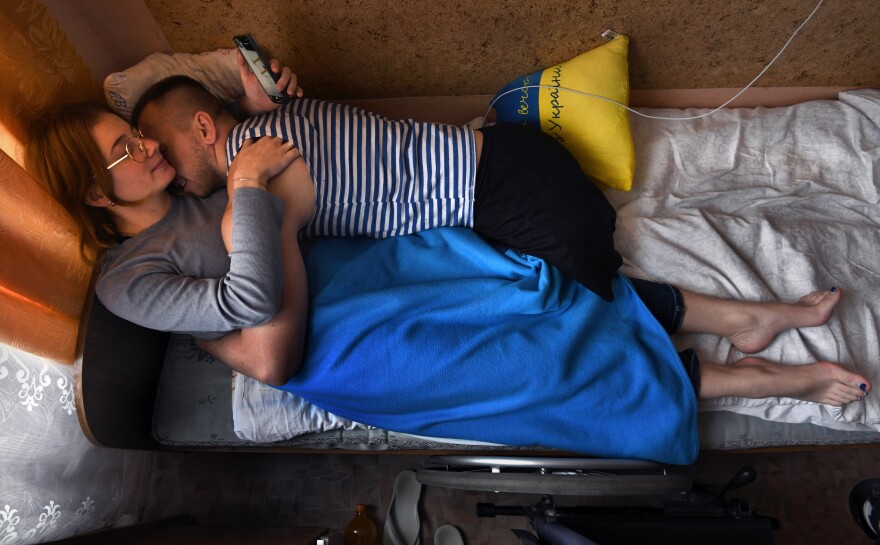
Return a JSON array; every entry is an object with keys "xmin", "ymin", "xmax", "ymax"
[
  {"xmin": 25, "ymin": 54, "xmax": 870, "ymax": 463},
  {"xmin": 126, "ymin": 57, "xmax": 624, "ymax": 383}
]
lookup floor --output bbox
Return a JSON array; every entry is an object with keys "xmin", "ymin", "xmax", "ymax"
[{"xmin": 141, "ymin": 446, "xmax": 880, "ymax": 544}]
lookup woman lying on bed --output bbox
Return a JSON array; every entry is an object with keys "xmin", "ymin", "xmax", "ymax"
[{"xmin": 24, "ymin": 65, "xmax": 871, "ymax": 463}]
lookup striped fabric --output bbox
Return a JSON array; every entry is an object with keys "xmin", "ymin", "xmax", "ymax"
[{"xmin": 226, "ymin": 99, "xmax": 477, "ymax": 238}]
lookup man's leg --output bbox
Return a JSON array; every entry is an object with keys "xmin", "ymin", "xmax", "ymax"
[
  {"xmin": 628, "ymin": 278, "xmax": 687, "ymax": 334},
  {"xmin": 678, "ymin": 287, "xmax": 843, "ymax": 353},
  {"xmin": 628, "ymin": 279, "xmax": 868, "ymax": 405},
  {"xmin": 472, "ymin": 123, "xmax": 622, "ymax": 301}
]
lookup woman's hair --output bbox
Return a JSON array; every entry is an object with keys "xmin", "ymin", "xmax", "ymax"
[{"xmin": 25, "ymin": 102, "xmax": 124, "ymax": 265}]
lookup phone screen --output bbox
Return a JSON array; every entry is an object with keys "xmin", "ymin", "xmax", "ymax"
[{"xmin": 234, "ymin": 34, "xmax": 289, "ymax": 103}]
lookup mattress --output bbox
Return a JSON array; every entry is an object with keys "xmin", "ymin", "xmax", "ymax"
[
  {"xmin": 154, "ymin": 334, "xmax": 540, "ymax": 451},
  {"xmin": 153, "ymin": 333, "xmax": 880, "ymax": 450},
  {"xmin": 610, "ymin": 89, "xmax": 880, "ymax": 431}
]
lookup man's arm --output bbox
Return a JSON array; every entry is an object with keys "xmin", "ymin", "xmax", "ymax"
[
  {"xmin": 234, "ymin": 52, "xmax": 303, "ymax": 119},
  {"xmin": 197, "ymin": 156, "xmax": 316, "ymax": 386}
]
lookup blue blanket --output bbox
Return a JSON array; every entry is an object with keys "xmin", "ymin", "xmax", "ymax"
[{"xmin": 278, "ymin": 228, "xmax": 699, "ymax": 464}]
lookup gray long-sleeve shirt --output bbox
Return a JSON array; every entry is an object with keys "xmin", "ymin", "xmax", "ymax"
[{"xmin": 96, "ymin": 188, "xmax": 285, "ymax": 339}]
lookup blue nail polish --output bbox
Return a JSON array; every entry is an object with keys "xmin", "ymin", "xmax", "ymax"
[
  {"xmin": 830, "ymin": 287, "xmax": 838, "ymax": 293},
  {"xmin": 860, "ymin": 383, "xmax": 867, "ymax": 392}
]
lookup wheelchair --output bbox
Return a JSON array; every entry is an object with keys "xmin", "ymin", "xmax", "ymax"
[{"xmin": 416, "ymin": 456, "xmax": 779, "ymax": 545}]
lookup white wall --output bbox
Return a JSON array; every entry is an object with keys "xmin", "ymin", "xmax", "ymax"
[{"xmin": 42, "ymin": 0, "xmax": 171, "ymax": 82}]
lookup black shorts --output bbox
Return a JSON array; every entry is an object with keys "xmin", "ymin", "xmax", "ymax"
[
  {"xmin": 629, "ymin": 277, "xmax": 701, "ymax": 395},
  {"xmin": 472, "ymin": 123, "xmax": 622, "ymax": 301}
]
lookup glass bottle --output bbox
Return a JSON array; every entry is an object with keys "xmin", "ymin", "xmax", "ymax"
[{"xmin": 344, "ymin": 503, "xmax": 377, "ymax": 545}]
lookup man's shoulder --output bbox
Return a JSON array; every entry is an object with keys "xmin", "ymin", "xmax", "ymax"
[
  {"xmin": 238, "ymin": 98, "xmax": 349, "ymax": 128},
  {"xmin": 226, "ymin": 100, "xmax": 326, "ymax": 161},
  {"xmin": 242, "ymin": 98, "xmax": 321, "ymax": 123}
]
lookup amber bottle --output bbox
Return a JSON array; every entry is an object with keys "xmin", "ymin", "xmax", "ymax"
[{"xmin": 344, "ymin": 503, "xmax": 377, "ymax": 545}]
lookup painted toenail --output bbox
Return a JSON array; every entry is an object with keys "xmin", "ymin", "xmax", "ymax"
[
  {"xmin": 830, "ymin": 287, "xmax": 838, "ymax": 293},
  {"xmin": 860, "ymin": 383, "xmax": 867, "ymax": 392}
]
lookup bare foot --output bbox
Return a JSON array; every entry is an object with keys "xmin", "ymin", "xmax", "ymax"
[
  {"xmin": 726, "ymin": 357, "xmax": 870, "ymax": 406},
  {"xmin": 727, "ymin": 288, "xmax": 842, "ymax": 353}
]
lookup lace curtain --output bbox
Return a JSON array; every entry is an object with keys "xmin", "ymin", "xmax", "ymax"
[{"xmin": 0, "ymin": 342, "xmax": 156, "ymax": 544}]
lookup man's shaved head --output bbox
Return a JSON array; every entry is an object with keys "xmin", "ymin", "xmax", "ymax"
[{"xmin": 132, "ymin": 75, "xmax": 224, "ymax": 129}]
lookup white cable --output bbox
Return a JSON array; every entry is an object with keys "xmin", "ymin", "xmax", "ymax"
[{"xmin": 484, "ymin": 0, "xmax": 825, "ymax": 123}]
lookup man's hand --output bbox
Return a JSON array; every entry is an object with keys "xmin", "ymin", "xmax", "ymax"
[{"xmin": 237, "ymin": 51, "xmax": 304, "ymax": 117}]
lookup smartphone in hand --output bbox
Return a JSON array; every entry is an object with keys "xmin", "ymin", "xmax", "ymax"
[{"xmin": 233, "ymin": 34, "xmax": 289, "ymax": 104}]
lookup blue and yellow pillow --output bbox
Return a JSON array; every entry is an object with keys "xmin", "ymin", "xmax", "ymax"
[{"xmin": 492, "ymin": 35, "xmax": 635, "ymax": 191}]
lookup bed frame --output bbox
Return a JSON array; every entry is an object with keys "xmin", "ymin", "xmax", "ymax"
[{"xmin": 74, "ymin": 268, "xmax": 167, "ymax": 450}]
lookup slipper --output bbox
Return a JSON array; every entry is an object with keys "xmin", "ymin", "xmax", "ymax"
[
  {"xmin": 434, "ymin": 525, "xmax": 465, "ymax": 545},
  {"xmin": 383, "ymin": 470, "xmax": 422, "ymax": 545}
]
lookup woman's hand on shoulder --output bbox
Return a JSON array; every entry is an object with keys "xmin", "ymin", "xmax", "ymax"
[
  {"xmin": 237, "ymin": 52, "xmax": 304, "ymax": 116},
  {"xmin": 228, "ymin": 137, "xmax": 301, "ymax": 190}
]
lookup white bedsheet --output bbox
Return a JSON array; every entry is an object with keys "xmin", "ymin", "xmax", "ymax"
[
  {"xmin": 232, "ymin": 90, "xmax": 880, "ymax": 442},
  {"xmin": 609, "ymin": 89, "xmax": 880, "ymax": 432}
]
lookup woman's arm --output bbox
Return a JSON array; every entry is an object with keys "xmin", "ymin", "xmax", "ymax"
[
  {"xmin": 95, "ymin": 189, "xmax": 284, "ymax": 334},
  {"xmin": 197, "ymin": 138, "xmax": 316, "ymax": 385},
  {"xmin": 96, "ymin": 140, "xmax": 300, "ymax": 336}
]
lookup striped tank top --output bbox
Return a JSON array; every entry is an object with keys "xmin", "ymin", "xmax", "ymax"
[{"xmin": 226, "ymin": 98, "xmax": 477, "ymax": 238}]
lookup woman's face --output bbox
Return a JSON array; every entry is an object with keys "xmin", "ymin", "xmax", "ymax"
[{"xmin": 90, "ymin": 113, "xmax": 176, "ymax": 202}]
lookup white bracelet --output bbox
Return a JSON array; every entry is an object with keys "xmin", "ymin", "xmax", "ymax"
[{"xmin": 231, "ymin": 177, "xmax": 266, "ymax": 187}]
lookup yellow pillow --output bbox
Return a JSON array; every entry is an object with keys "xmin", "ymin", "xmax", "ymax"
[{"xmin": 491, "ymin": 35, "xmax": 634, "ymax": 191}]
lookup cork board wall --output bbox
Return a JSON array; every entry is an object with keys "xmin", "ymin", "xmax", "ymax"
[{"xmin": 144, "ymin": 0, "xmax": 879, "ymax": 99}]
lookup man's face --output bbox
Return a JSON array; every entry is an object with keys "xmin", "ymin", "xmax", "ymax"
[{"xmin": 137, "ymin": 103, "xmax": 225, "ymax": 197}]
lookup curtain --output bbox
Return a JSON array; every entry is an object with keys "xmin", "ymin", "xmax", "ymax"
[
  {"xmin": 0, "ymin": 0, "xmax": 104, "ymax": 363},
  {"xmin": 0, "ymin": 342, "xmax": 156, "ymax": 544},
  {"xmin": 0, "ymin": 5, "xmax": 181, "ymax": 545},
  {"xmin": 0, "ymin": 6, "xmax": 185, "ymax": 545}
]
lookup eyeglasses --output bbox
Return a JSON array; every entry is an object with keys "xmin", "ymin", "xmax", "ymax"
[{"xmin": 105, "ymin": 131, "xmax": 147, "ymax": 170}]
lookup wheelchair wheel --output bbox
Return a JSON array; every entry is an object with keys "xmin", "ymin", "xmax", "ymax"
[{"xmin": 415, "ymin": 456, "xmax": 692, "ymax": 496}]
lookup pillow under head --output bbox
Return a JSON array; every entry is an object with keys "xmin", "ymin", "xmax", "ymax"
[{"xmin": 104, "ymin": 48, "xmax": 243, "ymax": 122}]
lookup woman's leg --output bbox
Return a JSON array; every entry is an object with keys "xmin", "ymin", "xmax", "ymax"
[
  {"xmin": 699, "ymin": 357, "xmax": 870, "ymax": 406},
  {"xmin": 678, "ymin": 287, "xmax": 842, "ymax": 353},
  {"xmin": 629, "ymin": 279, "xmax": 869, "ymax": 406}
]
